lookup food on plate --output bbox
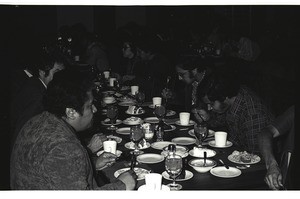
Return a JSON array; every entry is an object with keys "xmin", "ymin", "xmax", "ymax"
[
  {"xmin": 127, "ymin": 105, "xmax": 144, "ymax": 114},
  {"xmin": 230, "ymin": 150, "xmax": 259, "ymax": 163},
  {"xmin": 124, "ymin": 116, "xmax": 142, "ymax": 124}
]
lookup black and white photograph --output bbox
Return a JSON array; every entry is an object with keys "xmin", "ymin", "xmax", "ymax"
[{"xmin": 0, "ymin": 1, "xmax": 298, "ymax": 195}]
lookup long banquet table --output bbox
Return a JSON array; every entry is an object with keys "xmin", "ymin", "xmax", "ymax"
[{"xmin": 87, "ymin": 88, "xmax": 269, "ymax": 190}]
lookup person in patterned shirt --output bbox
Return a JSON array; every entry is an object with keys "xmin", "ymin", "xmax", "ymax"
[
  {"xmin": 10, "ymin": 69, "xmax": 137, "ymax": 190},
  {"xmin": 195, "ymin": 70, "xmax": 274, "ymax": 152}
]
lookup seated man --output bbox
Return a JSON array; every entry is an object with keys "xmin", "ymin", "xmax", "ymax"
[
  {"xmin": 10, "ymin": 69, "xmax": 137, "ymax": 190},
  {"xmin": 10, "ymin": 52, "xmax": 65, "ymax": 149},
  {"xmin": 175, "ymin": 57, "xmax": 213, "ymax": 120},
  {"xmin": 258, "ymin": 105, "xmax": 295, "ymax": 190},
  {"xmin": 195, "ymin": 70, "xmax": 274, "ymax": 152}
]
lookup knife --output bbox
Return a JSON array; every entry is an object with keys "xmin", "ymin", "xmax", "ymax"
[{"xmin": 219, "ymin": 159, "xmax": 229, "ymax": 169}]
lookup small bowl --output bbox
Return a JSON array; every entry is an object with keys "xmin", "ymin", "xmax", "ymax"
[
  {"xmin": 103, "ymin": 96, "xmax": 115, "ymax": 104},
  {"xmin": 188, "ymin": 158, "xmax": 217, "ymax": 173}
]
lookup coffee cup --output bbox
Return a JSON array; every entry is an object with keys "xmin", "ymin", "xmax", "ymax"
[
  {"xmin": 103, "ymin": 140, "xmax": 117, "ymax": 154},
  {"xmin": 109, "ymin": 77, "xmax": 116, "ymax": 87},
  {"xmin": 103, "ymin": 71, "xmax": 110, "ymax": 79},
  {"xmin": 145, "ymin": 173, "xmax": 162, "ymax": 190},
  {"xmin": 179, "ymin": 112, "xmax": 190, "ymax": 125},
  {"xmin": 214, "ymin": 131, "xmax": 227, "ymax": 147},
  {"xmin": 152, "ymin": 97, "xmax": 162, "ymax": 106},
  {"xmin": 131, "ymin": 86, "xmax": 139, "ymax": 95}
]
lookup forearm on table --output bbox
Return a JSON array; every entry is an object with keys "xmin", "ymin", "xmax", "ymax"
[{"xmin": 259, "ymin": 128, "xmax": 278, "ymax": 169}]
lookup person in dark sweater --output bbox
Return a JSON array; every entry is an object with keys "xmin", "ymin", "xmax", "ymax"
[{"xmin": 10, "ymin": 69, "xmax": 137, "ymax": 190}]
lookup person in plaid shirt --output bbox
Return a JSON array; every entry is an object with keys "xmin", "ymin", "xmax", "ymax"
[{"xmin": 195, "ymin": 70, "xmax": 274, "ymax": 152}]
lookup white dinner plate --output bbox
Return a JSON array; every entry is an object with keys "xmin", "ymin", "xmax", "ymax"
[
  {"xmin": 106, "ymin": 135, "xmax": 122, "ymax": 143},
  {"xmin": 101, "ymin": 119, "xmax": 122, "ymax": 126},
  {"xmin": 188, "ymin": 129, "xmax": 215, "ymax": 138},
  {"xmin": 151, "ymin": 141, "xmax": 174, "ymax": 150},
  {"xmin": 171, "ymin": 137, "xmax": 196, "ymax": 145},
  {"xmin": 162, "ymin": 170, "xmax": 193, "ymax": 181},
  {"xmin": 175, "ymin": 120, "xmax": 196, "ymax": 127},
  {"xmin": 116, "ymin": 127, "xmax": 131, "ymax": 135},
  {"xmin": 137, "ymin": 153, "xmax": 165, "ymax": 164},
  {"xmin": 114, "ymin": 167, "xmax": 150, "ymax": 180},
  {"xmin": 188, "ymin": 148, "xmax": 216, "ymax": 158},
  {"xmin": 96, "ymin": 150, "xmax": 122, "ymax": 157},
  {"xmin": 138, "ymin": 184, "xmax": 170, "ymax": 191},
  {"xmin": 125, "ymin": 109, "xmax": 145, "ymax": 115},
  {"xmin": 208, "ymin": 140, "xmax": 233, "ymax": 148},
  {"xmin": 144, "ymin": 117, "xmax": 159, "ymax": 124},
  {"xmin": 118, "ymin": 101, "xmax": 136, "ymax": 106},
  {"xmin": 210, "ymin": 166, "xmax": 242, "ymax": 178},
  {"xmin": 125, "ymin": 141, "xmax": 150, "ymax": 150}
]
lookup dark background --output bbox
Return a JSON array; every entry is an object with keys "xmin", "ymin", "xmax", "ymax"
[{"xmin": 0, "ymin": 5, "xmax": 298, "ymax": 190}]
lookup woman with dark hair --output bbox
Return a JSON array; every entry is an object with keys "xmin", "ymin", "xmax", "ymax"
[{"xmin": 10, "ymin": 69, "xmax": 137, "ymax": 190}]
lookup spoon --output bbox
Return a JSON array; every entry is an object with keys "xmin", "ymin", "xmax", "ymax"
[
  {"xmin": 203, "ymin": 151, "xmax": 207, "ymax": 166},
  {"xmin": 219, "ymin": 159, "xmax": 229, "ymax": 169}
]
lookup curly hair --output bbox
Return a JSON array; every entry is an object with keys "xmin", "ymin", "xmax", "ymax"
[
  {"xmin": 44, "ymin": 69, "xmax": 94, "ymax": 117},
  {"xmin": 197, "ymin": 70, "xmax": 240, "ymax": 102}
]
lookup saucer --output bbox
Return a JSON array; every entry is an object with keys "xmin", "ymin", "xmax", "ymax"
[
  {"xmin": 208, "ymin": 140, "xmax": 233, "ymax": 148},
  {"xmin": 162, "ymin": 170, "xmax": 193, "ymax": 181},
  {"xmin": 175, "ymin": 120, "xmax": 196, "ymax": 127},
  {"xmin": 138, "ymin": 184, "xmax": 170, "ymax": 191}
]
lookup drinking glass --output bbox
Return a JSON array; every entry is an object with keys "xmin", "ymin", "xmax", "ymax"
[
  {"xmin": 107, "ymin": 105, "xmax": 118, "ymax": 130},
  {"xmin": 130, "ymin": 125, "xmax": 144, "ymax": 155},
  {"xmin": 154, "ymin": 105, "xmax": 166, "ymax": 122},
  {"xmin": 194, "ymin": 123, "xmax": 208, "ymax": 147},
  {"xmin": 165, "ymin": 154, "xmax": 183, "ymax": 190},
  {"xmin": 135, "ymin": 92, "xmax": 145, "ymax": 107}
]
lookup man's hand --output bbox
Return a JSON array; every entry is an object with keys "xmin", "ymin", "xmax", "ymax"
[
  {"xmin": 117, "ymin": 170, "xmax": 137, "ymax": 190},
  {"xmin": 87, "ymin": 133, "xmax": 107, "ymax": 153},
  {"xmin": 122, "ymin": 75, "xmax": 135, "ymax": 82},
  {"xmin": 265, "ymin": 163, "xmax": 283, "ymax": 190},
  {"xmin": 161, "ymin": 88, "xmax": 173, "ymax": 99},
  {"xmin": 192, "ymin": 108, "xmax": 210, "ymax": 123},
  {"xmin": 95, "ymin": 151, "xmax": 117, "ymax": 170}
]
